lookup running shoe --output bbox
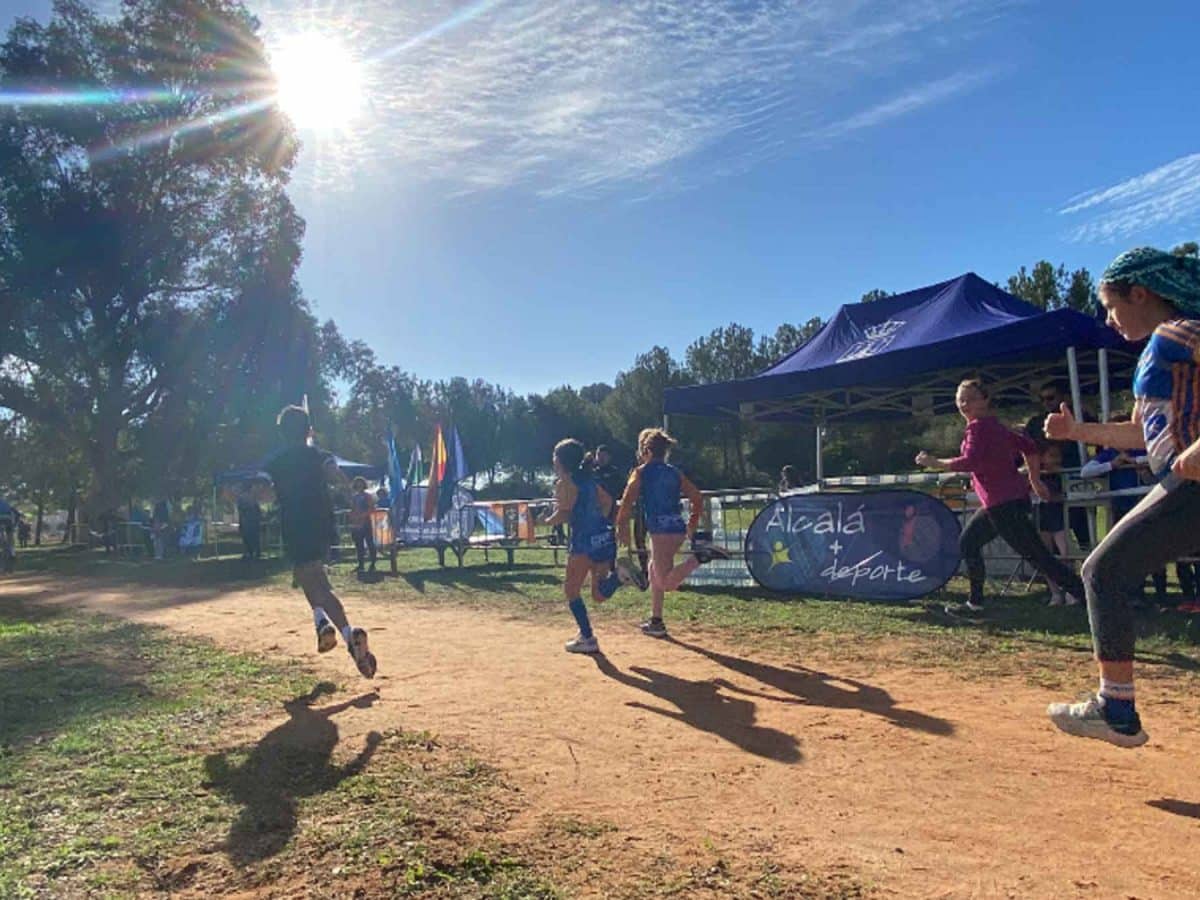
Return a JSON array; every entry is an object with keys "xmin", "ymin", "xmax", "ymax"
[
  {"xmin": 640, "ymin": 618, "xmax": 668, "ymax": 638},
  {"xmin": 316, "ymin": 617, "xmax": 338, "ymax": 654},
  {"xmin": 617, "ymin": 557, "xmax": 648, "ymax": 591},
  {"xmin": 564, "ymin": 633, "xmax": 599, "ymax": 654},
  {"xmin": 1047, "ymin": 695, "xmax": 1148, "ymax": 748},
  {"xmin": 348, "ymin": 627, "xmax": 377, "ymax": 678}
]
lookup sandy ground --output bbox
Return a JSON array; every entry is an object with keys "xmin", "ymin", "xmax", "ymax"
[{"xmin": 6, "ymin": 574, "xmax": 1200, "ymax": 899}]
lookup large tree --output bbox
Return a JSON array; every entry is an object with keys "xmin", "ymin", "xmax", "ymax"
[{"xmin": 0, "ymin": 0, "xmax": 304, "ymax": 515}]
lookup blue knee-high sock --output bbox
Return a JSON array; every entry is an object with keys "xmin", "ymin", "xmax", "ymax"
[
  {"xmin": 597, "ymin": 569, "xmax": 622, "ymax": 599},
  {"xmin": 568, "ymin": 597, "xmax": 593, "ymax": 638}
]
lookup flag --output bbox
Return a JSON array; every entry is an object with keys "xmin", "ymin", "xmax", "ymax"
[
  {"xmin": 437, "ymin": 426, "xmax": 471, "ymax": 519},
  {"xmin": 423, "ymin": 424, "xmax": 448, "ymax": 521},
  {"xmin": 402, "ymin": 442, "xmax": 423, "ymax": 525},
  {"xmin": 385, "ymin": 429, "xmax": 404, "ymax": 526}
]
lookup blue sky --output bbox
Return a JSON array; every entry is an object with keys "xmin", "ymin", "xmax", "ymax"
[{"xmin": 3, "ymin": 1, "xmax": 1199, "ymax": 395}]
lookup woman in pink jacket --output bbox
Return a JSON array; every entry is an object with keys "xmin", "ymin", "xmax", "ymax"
[{"xmin": 916, "ymin": 378, "xmax": 1085, "ymax": 611}]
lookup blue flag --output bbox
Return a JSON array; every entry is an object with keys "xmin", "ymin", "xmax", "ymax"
[
  {"xmin": 385, "ymin": 429, "xmax": 405, "ymax": 525},
  {"xmin": 436, "ymin": 426, "xmax": 471, "ymax": 519}
]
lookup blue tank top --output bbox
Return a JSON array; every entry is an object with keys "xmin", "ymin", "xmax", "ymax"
[
  {"xmin": 640, "ymin": 460, "xmax": 687, "ymax": 533},
  {"xmin": 569, "ymin": 472, "xmax": 611, "ymax": 541}
]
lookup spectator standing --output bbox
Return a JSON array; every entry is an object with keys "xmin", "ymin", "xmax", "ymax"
[{"xmin": 237, "ymin": 488, "xmax": 263, "ymax": 560}]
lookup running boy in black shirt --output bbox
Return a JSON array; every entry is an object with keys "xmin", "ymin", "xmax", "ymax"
[{"xmin": 266, "ymin": 405, "xmax": 377, "ymax": 678}]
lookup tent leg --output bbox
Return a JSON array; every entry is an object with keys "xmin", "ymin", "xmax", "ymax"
[
  {"xmin": 662, "ymin": 414, "xmax": 670, "ymax": 432},
  {"xmin": 1066, "ymin": 347, "xmax": 1096, "ymax": 549},
  {"xmin": 815, "ymin": 421, "xmax": 825, "ymax": 487}
]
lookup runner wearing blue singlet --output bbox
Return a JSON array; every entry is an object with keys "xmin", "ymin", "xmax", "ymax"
[
  {"xmin": 543, "ymin": 439, "xmax": 646, "ymax": 655},
  {"xmin": 617, "ymin": 428, "xmax": 729, "ymax": 638}
]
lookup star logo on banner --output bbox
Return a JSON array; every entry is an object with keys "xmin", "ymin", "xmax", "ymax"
[{"xmin": 769, "ymin": 540, "xmax": 791, "ymax": 570}]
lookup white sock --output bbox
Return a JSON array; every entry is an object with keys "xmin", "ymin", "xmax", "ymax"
[
  {"xmin": 1099, "ymin": 678, "xmax": 1135, "ymax": 702},
  {"xmin": 341, "ymin": 625, "xmax": 355, "ymax": 644},
  {"xmin": 313, "ymin": 606, "xmax": 329, "ymax": 626}
]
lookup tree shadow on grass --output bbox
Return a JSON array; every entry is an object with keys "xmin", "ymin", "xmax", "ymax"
[
  {"xmin": 203, "ymin": 682, "xmax": 381, "ymax": 864},
  {"xmin": 910, "ymin": 590, "xmax": 1200, "ymax": 673},
  {"xmin": 591, "ymin": 655, "xmax": 802, "ymax": 763},
  {"xmin": 399, "ymin": 563, "xmax": 558, "ymax": 595},
  {"xmin": 10, "ymin": 546, "xmax": 292, "ymax": 589},
  {"xmin": 667, "ymin": 637, "xmax": 955, "ymax": 737},
  {"xmin": 0, "ymin": 601, "xmax": 154, "ymax": 749}
]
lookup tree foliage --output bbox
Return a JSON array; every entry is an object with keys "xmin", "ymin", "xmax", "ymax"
[
  {"xmin": 1006, "ymin": 261, "xmax": 1096, "ymax": 312},
  {"xmin": 0, "ymin": 0, "xmax": 307, "ymax": 513}
]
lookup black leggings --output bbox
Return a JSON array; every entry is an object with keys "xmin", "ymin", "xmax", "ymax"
[
  {"xmin": 352, "ymin": 526, "xmax": 376, "ymax": 569},
  {"xmin": 1083, "ymin": 479, "xmax": 1200, "ymax": 661},
  {"xmin": 961, "ymin": 499, "xmax": 1084, "ymax": 604}
]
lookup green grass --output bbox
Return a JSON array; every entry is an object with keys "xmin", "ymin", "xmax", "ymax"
[{"xmin": 0, "ymin": 601, "xmax": 563, "ymax": 898}]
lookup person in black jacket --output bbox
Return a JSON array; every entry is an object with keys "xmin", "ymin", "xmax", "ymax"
[{"xmin": 266, "ymin": 406, "xmax": 377, "ymax": 679}]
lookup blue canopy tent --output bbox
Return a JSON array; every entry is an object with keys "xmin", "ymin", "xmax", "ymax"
[
  {"xmin": 329, "ymin": 456, "xmax": 383, "ymax": 481},
  {"xmin": 664, "ymin": 273, "xmax": 1136, "ymax": 480},
  {"xmin": 214, "ymin": 456, "xmax": 382, "ymax": 487},
  {"xmin": 214, "ymin": 466, "xmax": 271, "ymax": 487}
]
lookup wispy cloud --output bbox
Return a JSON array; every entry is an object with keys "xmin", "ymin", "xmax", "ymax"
[
  {"xmin": 263, "ymin": 0, "xmax": 1018, "ymax": 195},
  {"xmin": 807, "ymin": 70, "xmax": 995, "ymax": 141},
  {"xmin": 1059, "ymin": 153, "xmax": 1200, "ymax": 242}
]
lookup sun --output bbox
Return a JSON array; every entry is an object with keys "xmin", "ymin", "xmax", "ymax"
[{"xmin": 270, "ymin": 33, "xmax": 365, "ymax": 131}]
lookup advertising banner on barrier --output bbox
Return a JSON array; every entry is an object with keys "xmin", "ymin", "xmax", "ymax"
[{"xmin": 744, "ymin": 491, "xmax": 961, "ymax": 600}]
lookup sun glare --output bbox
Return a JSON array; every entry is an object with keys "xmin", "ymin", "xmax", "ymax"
[{"xmin": 270, "ymin": 33, "xmax": 365, "ymax": 131}]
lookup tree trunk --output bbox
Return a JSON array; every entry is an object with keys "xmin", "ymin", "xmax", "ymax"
[
  {"xmin": 62, "ymin": 487, "xmax": 77, "ymax": 544},
  {"xmin": 82, "ymin": 423, "xmax": 125, "ymax": 522},
  {"xmin": 34, "ymin": 487, "xmax": 45, "ymax": 546}
]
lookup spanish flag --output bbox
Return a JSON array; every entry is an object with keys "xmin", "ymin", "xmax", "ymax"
[{"xmin": 422, "ymin": 424, "xmax": 448, "ymax": 521}]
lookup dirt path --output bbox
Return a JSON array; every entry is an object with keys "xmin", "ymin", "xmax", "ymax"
[{"xmin": 7, "ymin": 575, "xmax": 1200, "ymax": 898}]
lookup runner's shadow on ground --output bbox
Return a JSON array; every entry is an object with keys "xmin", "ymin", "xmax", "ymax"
[
  {"xmin": 591, "ymin": 655, "xmax": 802, "ymax": 763},
  {"xmin": 667, "ymin": 638, "xmax": 954, "ymax": 737},
  {"xmin": 203, "ymin": 682, "xmax": 381, "ymax": 864},
  {"xmin": 1148, "ymin": 798, "xmax": 1200, "ymax": 820}
]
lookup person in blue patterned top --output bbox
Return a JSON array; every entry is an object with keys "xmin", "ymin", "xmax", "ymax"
[
  {"xmin": 1045, "ymin": 247, "xmax": 1200, "ymax": 747},
  {"xmin": 543, "ymin": 439, "xmax": 646, "ymax": 655}
]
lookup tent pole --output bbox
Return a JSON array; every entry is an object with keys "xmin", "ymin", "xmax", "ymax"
[
  {"xmin": 1066, "ymin": 347, "xmax": 1096, "ymax": 547},
  {"xmin": 815, "ymin": 418, "xmax": 825, "ymax": 487},
  {"xmin": 1066, "ymin": 347, "xmax": 1086, "ymax": 461},
  {"xmin": 210, "ymin": 483, "xmax": 216, "ymax": 559},
  {"xmin": 662, "ymin": 414, "xmax": 670, "ymax": 432},
  {"xmin": 1098, "ymin": 348, "xmax": 1111, "ymax": 423}
]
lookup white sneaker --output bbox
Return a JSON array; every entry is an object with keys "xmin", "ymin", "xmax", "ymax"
[
  {"xmin": 1065, "ymin": 593, "xmax": 1082, "ymax": 606},
  {"xmin": 964, "ymin": 600, "xmax": 984, "ymax": 612},
  {"xmin": 1048, "ymin": 592, "xmax": 1065, "ymax": 607},
  {"xmin": 348, "ymin": 627, "xmax": 377, "ymax": 678},
  {"xmin": 315, "ymin": 618, "xmax": 338, "ymax": 653},
  {"xmin": 1047, "ymin": 695, "xmax": 1147, "ymax": 748},
  {"xmin": 616, "ymin": 558, "xmax": 648, "ymax": 591},
  {"xmin": 564, "ymin": 633, "xmax": 599, "ymax": 654}
]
